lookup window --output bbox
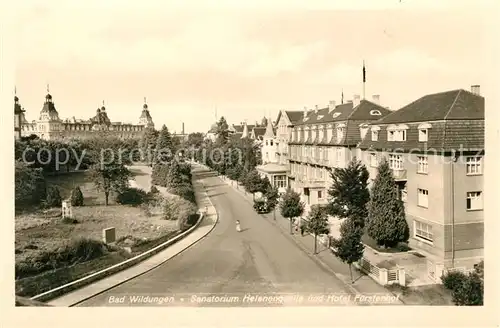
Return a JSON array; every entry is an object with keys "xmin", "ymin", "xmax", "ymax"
[
  {"xmin": 414, "ymin": 220, "xmax": 433, "ymax": 242},
  {"xmin": 466, "ymin": 157, "xmax": 482, "ymax": 175},
  {"xmin": 273, "ymin": 175, "xmax": 286, "ymax": 188},
  {"xmin": 371, "ymin": 130, "xmax": 379, "ymax": 141},
  {"xmin": 265, "ymin": 140, "xmax": 268, "ymax": 146},
  {"xmin": 466, "ymin": 191, "xmax": 483, "ymax": 210},
  {"xmin": 370, "ymin": 110, "xmax": 382, "ymax": 116},
  {"xmin": 336, "ymin": 127, "xmax": 344, "ymax": 142},
  {"xmin": 318, "ymin": 190, "xmax": 323, "ymax": 199},
  {"xmin": 417, "ymin": 156, "xmax": 428, "ymax": 174},
  {"xmin": 332, "ymin": 112, "xmax": 341, "ymax": 118},
  {"xmin": 417, "ymin": 189, "xmax": 429, "ymax": 208},
  {"xmin": 419, "ymin": 129, "xmax": 428, "ymax": 142},
  {"xmin": 336, "ymin": 148, "xmax": 342, "ymax": 167},
  {"xmin": 370, "ymin": 153, "xmax": 378, "ymax": 167},
  {"xmin": 270, "ymin": 140, "xmax": 273, "ymax": 146},
  {"xmin": 388, "ymin": 130, "xmax": 395, "ymax": 141},
  {"xmin": 389, "ymin": 154, "xmax": 403, "ymax": 170}
]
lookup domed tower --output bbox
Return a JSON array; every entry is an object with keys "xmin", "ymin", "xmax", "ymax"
[
  {"xmin": 37, "ymin": 85, "xmax": 62, "ymax": 140},
  {"xmin": 138, "ymin": 97, "xmax": 154, "ymax": 129},
  {"xmin": 91, "ymin": 101, "xmax": 112, "ymax": 130},
  {"xmin": 260, "ymin": 116, "xmax": 268, "ymax": 127}
]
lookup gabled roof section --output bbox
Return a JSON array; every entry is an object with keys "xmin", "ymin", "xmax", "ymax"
[
  {"xmin": 375, "ymin": 89, "xmax": 484, "ymax": 124},
  {"xmin": 347, "ymin": 100, "xmax": 392, "ymax": 121},
  {"xmin": 263, "ymin": 118, "xmax": 275, "ymax": 138},
  {"xmin": 285, "ymin": 111, "xmax": 305, "ymax": 124}
]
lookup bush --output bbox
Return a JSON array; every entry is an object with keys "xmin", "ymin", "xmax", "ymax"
[
  {"xmin": 15, "ymin": 238, "xmax": 108, "ymax": 279},
  {"xmin": 70, "ymin": 186, "xmax": 84, "ymax": 206},
  {"xmin": 441, "ymin": 270, "xmax": 468, "ymax": 291},
  {"xmin": 142, "ymin": 193, "xmax": 164, "ymax": 217},
  {"xmin": 15, "ymin": 162, "xmax": 47, "ymax": 207},
  {"xmin": 115, "ymin": 187, "xmax": 148, "ymax": 206},
  {"xmin": 168, "ymin": 183, "xmax": 195, "ymax": 203},
  {"xmin": 162, "ymin": 195, "xmax": 198, "ymax": 221},
  {"xmin": 150, "ymin": 185, "xmax": 159, "ymax": 194},
  {"xmin": 45, "ymin": 186, "xmax": 62, "ymax": 207},
  {"xmin": 178, "ymin": 213, "xmax": 200, "ymax": 232}
]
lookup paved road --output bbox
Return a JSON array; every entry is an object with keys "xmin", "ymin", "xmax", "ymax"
[{"xmin": 77, "ymin": 167, "xmax": 356, "ymax": 307}]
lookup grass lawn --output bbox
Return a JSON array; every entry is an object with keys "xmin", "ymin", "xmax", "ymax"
[
  {"xmin": 15, "ymin": 170, "xmax": 178, "ymax": 266},
  {"xmin": 361, "ymin": 233, "xmax": 411, "ymax": 253},
  {"xmin": 387, "ymin": 284, "xmax": 453, "ymax": 305}
]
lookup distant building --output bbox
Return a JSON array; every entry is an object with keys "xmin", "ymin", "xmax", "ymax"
[{"xmin": 15, "ymin": 90, "xmax": 154, "ymax": 140}]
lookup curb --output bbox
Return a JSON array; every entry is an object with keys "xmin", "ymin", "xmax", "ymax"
[{"xmin": 30, "ymin": 169, "xmax": 218, "ymax": 304}]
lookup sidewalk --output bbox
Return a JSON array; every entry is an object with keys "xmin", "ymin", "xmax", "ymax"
[
  {"xmin": 46, "ymin": 169, "xmax": 218, "ymax": 306},
  {"xmin": 218, "ymin": 173, "xmax": 403, "ymax": 301}
]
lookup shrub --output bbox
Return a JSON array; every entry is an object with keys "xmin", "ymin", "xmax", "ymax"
[
  {"xmin": 150, "ymin": 185, "xmax": 159, "ymax": 194},
  {"xmin": 441, "ymin": 270, "xmax": 468, "ymax": 291},
  {"xmin": 45, "ymin": 186, "xmax": 62, "ymax": 207},
  {"xmin": 70, "ymin": 186, "xmax": 84, "ymax": 206},
  {"xmin": 15, "ymin": 161, "xmax": 47, "ymax": 207},
  {"xmin": 162, "ymin": 195, "xmax": 197, "ymax": 221},
  {"xmin": 142, "ymin": 193, "xmax": 164, "ymax": 217},
  {"xmin": 115, "ymin": 187, "xmax": 148, "ymax": 206},
  {"xmin": 62, "ymin": 217, "xmax": 78, "ymax": 224},
  {"xmin": 168, "ymin": 183, "xmax": 195, "ymax": 203},
  {"xmin": 15, "ymin": 238, "xmax": 108, "ymax": 279},
  {"xmin": 178, "ymin": 213, "xmax": 200, "ymax": 232}
]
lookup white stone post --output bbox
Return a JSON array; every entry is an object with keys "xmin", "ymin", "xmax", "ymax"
[
  {"xmin": 379, "ymin": 268, "xmax": 388, "ymax": 285},
  {"xmin": 397, "ymin": 267, "xmax": 406, "ymax": 286}
]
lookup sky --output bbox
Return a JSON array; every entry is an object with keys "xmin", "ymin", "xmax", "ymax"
[{"xmin": 11, "ymin": 0, "xmax": 489, "ymax": 134}]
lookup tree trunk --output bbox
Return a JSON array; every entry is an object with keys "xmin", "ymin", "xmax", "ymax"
[
  {"xmin": 252, "ymin": 193, "xmax": 255, "ymax": 201},
  {"xmin": 314, "ymin": 234, "xmax": 317, "ymax": 254},
  {"xmin": 290, "ymin": 218, "xmax": 293, "ymax": 234},
  {"xmin": 105, "ymin": 192, "xmax": 109, "ymax": 206},
  {"xmin": 349, "ymin": 264, "xmax": 353, "ymax": 284},
  {"xmin": 273, "ymin": 208, "xmax": 276, "ymax": 220}
]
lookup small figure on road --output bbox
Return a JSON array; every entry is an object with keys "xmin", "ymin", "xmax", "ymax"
[
  {"xmin": 236, "ymin": 220, "xmax": 242, "ymax": 232},
  {"xmin": 300, "ymin": 223, "xmax": 305, "ymax": 236}
]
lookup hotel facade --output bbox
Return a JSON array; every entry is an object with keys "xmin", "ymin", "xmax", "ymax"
[{"xmin": 267, "ymin": 86, "xmax": 484, "ymax": 279}]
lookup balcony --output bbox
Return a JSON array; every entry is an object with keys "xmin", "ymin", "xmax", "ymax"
[{"xmin": 392, "ymin": 169, "xmax": 407, "ymax": 181}]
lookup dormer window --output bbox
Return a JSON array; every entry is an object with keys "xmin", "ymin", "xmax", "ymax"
[
  {"xmin": 317, "ymin": 115, "xmax": 324, "ymax": 120},
  {"xmin": 370, "ymin": 110, "xmax": 382, "ymax": 116},
  {"xmin": 418, "ymin": 123, "xmax": 432, "ymax": 142},
  {"xmin": 332, "ymin": 112, "xmax": 341, "ymax": 119},
  {"xmin": 359, "ymin": 123, "xmax": 369, "ymax": 140},
  {"xmin": 336, "ymin": 123, "xmax": 346, "ymax": 143},
  {"xmin": 387, "ymin": 124, "xmax": 408, "ymax": 141}
]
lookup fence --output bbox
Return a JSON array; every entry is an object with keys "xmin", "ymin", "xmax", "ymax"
[{"xmin": 356, "ymin": 257, "xmax": 406, "ymax": 287}]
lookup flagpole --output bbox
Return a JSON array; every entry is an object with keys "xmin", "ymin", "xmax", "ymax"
[{"xmin": 362, "ymin": 60, "xmax": 366, "ymax": 100}]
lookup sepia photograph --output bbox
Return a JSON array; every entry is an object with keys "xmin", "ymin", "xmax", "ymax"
[{"xmin": 3, "ymin": 0, "xmax": 499, "ymax": 327}]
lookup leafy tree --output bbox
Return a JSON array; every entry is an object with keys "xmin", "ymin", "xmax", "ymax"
[
  {"xmin": 306, "ymin": 205, "xmax": 330, "ymax": 254},
  {"xmin": 89, "ymin": 163, "xmax": 132, "ymax": 206},
  {"xmin": 215, "ymin": 116, "xmax": 230, "ymax": 145},
  {"xmin": 265, "ymin": 184, "xmax": 280, "ymax": 220},
  {"xmin": 243, "ymin": 169, "xmax": 263, "ymax": 200},
  {"xmin": 70, "ymin": 186, "xmax": 84, "ymax": 206},
  {"xmin": 186, "ymin": 132, "xmax": 204, "ymax": 148},
  {"xmin": 279, "ymin": 188, "xmax": 304, "ymax": 234},
  {"xmin": 327, "ymin": 158, "xmax": 370, "ymax": 228},
  {"xmin": 15, "ymin": 161, "xmax": 47, "ymax": 207},
  {"xmin": 259, "ymin": 176, "xmax": 272, "ymax": 194},
  {"xmin": 156, "ymin": 125, "xmax": 173, "ymax": 164},
  {"xmin": 366, "ymin": 158, "xmax": 409, "ymax": 248},
  {"xmin": 139, "ymin": 127, "xmax": 159, "ymax": 163},
  {"xmin": 331, "ymin": 218, "xmax": 365, "ymax": 283},
  {"xmin": 115, "ymin": 187, "xmax": 148, "ymax": 206}
]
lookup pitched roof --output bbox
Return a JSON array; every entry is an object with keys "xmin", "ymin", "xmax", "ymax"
[
  {"xmin": 358, "ymin": 89, "xmax": 485, "ymax": 151},
  {"xmin": 263, "ymin": 117, "xmax": 275, "ymax": 138},
  {"xmin": 251, "ymin": 127, "xmax": 266, "ymax": 139},
  {"xmin": 285, "ymin": 111, "xmax": 305, "ymax": 124},
  {"xmin": 374, "ymin": 89, "xmax": 484, "ymax": 124}
]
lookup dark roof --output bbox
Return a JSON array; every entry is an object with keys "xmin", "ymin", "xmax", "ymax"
[
  {"xmin": 233, "ymin": 124, "xmax": 255, "ymax": 133},
  {"xmin": 251, "ymin": 127, "xmax": 266, "ymax": 138},
  {"xmin": 358, "ymin": 89, "xmax": 485, "ymax": 152},
  {"xmin": 285, "ymin": 111, "xmax": 305, "ymax": 124},
  {"xmin": 290, "ymin": 100, "xmax": 391, "ymax": 146},
  {"xmin": 374, "ymin": 89, "xmax": 484, "ymax": 124}
]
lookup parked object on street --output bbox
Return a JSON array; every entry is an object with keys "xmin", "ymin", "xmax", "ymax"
[{"xmin": 253, "ymin": 199, "xmax": 270, "ymax": 214}]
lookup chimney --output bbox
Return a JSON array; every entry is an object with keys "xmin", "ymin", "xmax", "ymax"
[
  {"xmin": 314, "ymin": 104, "xmax": 319, "ymax": 113},
  {"xmin": 182, "ymin": 122, "xmax": 185, "ymax": 135},
  {"xmin": 328, "ymin": 100, "xmax": 336, "ymax": 112},
  {"xmin": 372, "ymin": 95, "xmax": 380, "ymax": 105},
  {"xmin": 353, "ymin": 94, "xmax": 361, "ymax": 107},
  {"xmin": 471, "ymin": 85, "xmax": 480, "ymax": 96},
  {"xmin": 303, "ymin": 106, "xmax": 308, "ymax": 118}
]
